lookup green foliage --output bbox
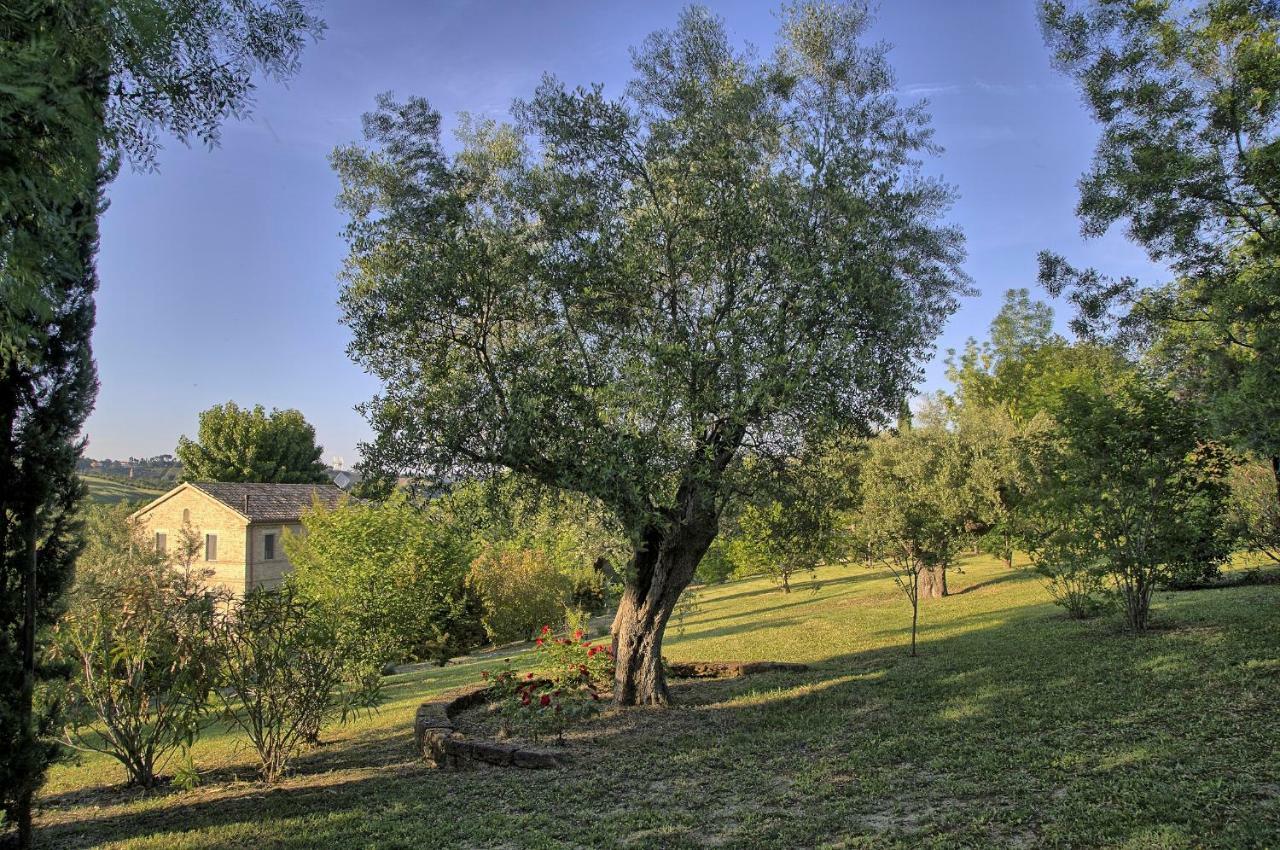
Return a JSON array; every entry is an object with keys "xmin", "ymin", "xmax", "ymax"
[
  {"xmin": 857, "ymin": 425, "xmax": 972, "ymax": 654},
  {"xmin": 177, "ymin": 401, "xmax": 329, "ymax": 484},
  {"xmin": 1039, "ymin": 0, "xmax": 1280, "ymax": 493},
  {"xmin": 333, "ymin": 2, "xmax": 967, "ymax": 700},
  {"xmin": 723, "ymin": 440, "xmax": 863, "ymax": 593},
  {"xmin": 51, "ymin": 505, "xmax": 222, "ymax": 788},
  {"xmin": 447, "ymin": 477, "xmax": 627, "ymax": 612},
  {"xmin": 286, "ymin": 495, "xmax": 481, "ymax": 671},
  {"xmin": 1020, "ymin": 373, "xmax": 1232, "ymax": 630},
  {"xmin": 213, "ymin": 585, "xmax": 370, "ymax": 784},
  {"xmin": 694, "ymin": 538, "xmax": 737, "ymax": 584},
  {"xmin": 482, "ymin": 627, "xmax": 613, "ymax": 742},
  {"xmin": 1226, "ymin": 456, "xmax": 1280, "ymax": 563},
  {"xmin": 467, "ymin": 545, "xmax": 576, "ymax": 645}
]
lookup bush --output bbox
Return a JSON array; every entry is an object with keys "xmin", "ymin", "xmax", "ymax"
[
  {"xmin": 481, "ymin": 626, "xmax": 613, "ymax": 742},
  {"xmin": 1226, "ymin": 457, "xmax": 1280, "ymax": 564},
  {"xmin": 52, "ymin": 506, "xmax": 222, "ymax": 788},
  {"xmin": 213, "ymin": 585, "xmax": 374, "ymax": 783},
  {"xmin": 468, "ymin": 545, "xmax": 575, "ymax": 644},
  {"xmin": 287, "ymin": 495, "xmax": 481, "ymax": 673},
  {"xmin": 1020, "ymin": 375, "xmax": 1231, "ymax": 631}
]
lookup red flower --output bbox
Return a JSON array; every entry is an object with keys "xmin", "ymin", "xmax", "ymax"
[
  {"xmin": 587, "ymin": 646, "xmax": 598, "ymax": 657},
  {"xmin": 573, "ymin": 628, "xmax": 584, "ymax": 640},
  {"xmin": 521, "ymin": 692, "xmax": 530, "ymax": 705},
  {"xmin": 541, "ymin": 625, "xmax": 551, "ymax": 634},
  {"xmin": 525, "ymin": 672, "xmax": 534, "ymax": 680},
  {"xmin": 539, "ymin": 694, "xmax": 551, "ymax": 707},
  {"xmin": 536, "ymin": 638, "xmax": 543, "ymax": 646}
]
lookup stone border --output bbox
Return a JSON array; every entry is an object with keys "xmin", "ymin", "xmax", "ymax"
[
  {"xmin": 414, "ymin": 679, "xmax": 563, "ymax": 769},
  {"xmin": 414, "ymin": 661, "xmax": 809, "ymax": 770}
]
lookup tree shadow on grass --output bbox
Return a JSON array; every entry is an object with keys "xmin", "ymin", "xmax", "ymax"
[{"xmin": 30, "ymin": 584, "xmax": 1280, "ymax": 850}]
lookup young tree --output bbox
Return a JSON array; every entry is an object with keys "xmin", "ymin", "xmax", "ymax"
[
  {"xmin": 53, "ymin": 506, "xmax": 221, "ymax": 788},
  {"xmin": 178, "ymin": 402, "xmax": 329, "ymax": 483},
  {"xmin": 286, "ymin": 495, "xmax": 481, "ymax": 675},
  {"xmin": 213, "ymin": 585, "xmax": 364, "ymax": 783},
  {"xmin": 333, "ymin": 3, "xmax": 967, "ymax": 705},
  {"xmin": 1039, "ymin": 0, "xmax": 1280, "ymax": 505},
  {"xmin": 1021, "ymin": 374, "xmax": 1231, "ymax": 631},
  {"xmin": 725, "ymin": 440, "xmax": 863, "ymax": 593},
  {"xmin": 1, "ymin": 4, "xmax": 321, "ymax": 838},
  {"xmin": 858, "ymin": 427, "xmax": 969, "ymax": 654}
]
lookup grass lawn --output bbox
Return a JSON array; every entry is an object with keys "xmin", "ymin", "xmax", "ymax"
[
  {"xmin": 79, "ymin": 475, "xmax": 167, "ymax": 506},
  {"xmin": 32, "ymin": 555, "xmax": 1280, "ymax": 849}
]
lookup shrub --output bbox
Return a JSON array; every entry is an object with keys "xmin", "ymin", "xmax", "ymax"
[
  {"xmin": 481, "ymin": 627, "xmax": 613, "ymax": 743},
  {"xmin": 213, "ymin": 585, "xmax": 374, "ymax": 783},
  {"xmin": 1226, "ymin": 457, "xmax": 1280, "ymax": 564},
  {"xmin": 287, "ymin": 494, "xmax": 481, "ymax": 674},
  {"xmin": 467, "ymin": 545, "xmax": 575, "ymax": 644},
  {"xmin": 1020, "ymin": 375, "xmax": 1231, "ymax": 631},
  {"xmin": 52, "ymin": 506, "xmax": 222, "ymax": 788}
]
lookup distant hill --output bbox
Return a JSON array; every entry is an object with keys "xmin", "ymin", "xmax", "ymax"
[
  {"xmin": 76, "ymin": 454, "xmax": 182, "ymax": 485},
  {"xmin": 80, "ymin": 474, "xmax": 167, "ymax": 506}
]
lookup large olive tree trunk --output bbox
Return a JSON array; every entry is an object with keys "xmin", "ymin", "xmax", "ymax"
[
  {"xmin": 611, "ymin": 513, "xmax": 718, "ymax": 706},
  {"xmin": 919, "ymin": 564, "xmax": 948, "ymax": 598}
]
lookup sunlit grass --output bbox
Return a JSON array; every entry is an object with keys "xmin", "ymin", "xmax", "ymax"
[{"xmin": 33, "ymin": 554, "xmax": 1280, "ymax": 849}]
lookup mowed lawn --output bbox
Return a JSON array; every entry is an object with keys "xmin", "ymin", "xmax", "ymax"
[{"xmin": 35, "ymin": 555, "xmax": 1280, "ymax": 849}]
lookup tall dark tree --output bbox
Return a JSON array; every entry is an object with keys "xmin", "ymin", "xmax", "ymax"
[
  {"xmin": 1038, "ymin": 0, "xmax": 1280, "ymax": 503},
  {"xmin": 177, "ymin": 402, "xmax": 329, "ymax": 484},
  {"xmin": 0, "ymin": 2, "xmax": 322, "ymax": 843},
  {"xmin": 334, "ymin": 3, "xmax": 967, "ymax": 705}
]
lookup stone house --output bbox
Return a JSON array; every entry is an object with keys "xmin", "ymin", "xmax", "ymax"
[{"xmin": 132, "ymin": 481, "xmax": 346, "ymax": 595}]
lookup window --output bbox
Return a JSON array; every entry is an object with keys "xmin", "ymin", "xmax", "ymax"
[
  {"xmin": 205, "ymin": 534, "xmax": 218, "ymax": 562},
  {"xmin": 155, "ymin": 532, "xmax": 167, "ymax": 554},
  {"xmin": 182, "ymin": 508, "xmax": 191, "ymax": 525},
  {"xmin": 264, "ymin": 533, "xmax": 275, "ymax": 561}
]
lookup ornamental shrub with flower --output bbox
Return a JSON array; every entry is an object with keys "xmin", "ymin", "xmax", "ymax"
[{"xmin": 479, "ymin": 625, "xmax": 614, "ymax": 743}]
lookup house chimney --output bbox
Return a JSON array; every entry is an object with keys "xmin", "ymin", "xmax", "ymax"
[{"xmin": 243, "ymin": 494, "xmax": 249, "ymax": 513}]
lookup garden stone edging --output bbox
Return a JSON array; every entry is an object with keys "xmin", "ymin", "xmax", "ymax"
[{"xmin": 413, "ymin": 660, "xmax": 809, "ymax": 770}]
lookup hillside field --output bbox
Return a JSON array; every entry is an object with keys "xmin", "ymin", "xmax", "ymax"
[
  {"xmin": 34, "ymin": 555, "xmax": 1280, "ymax": 849},
  {"xmin": 79, "ymin": 475, "xmax": 167, "ymax": 506}
]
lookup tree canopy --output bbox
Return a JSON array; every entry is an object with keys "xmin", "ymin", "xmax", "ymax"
[
  {"xmin": 1039, "ymin": 0, "xmax": 1280, "ymax": 495},
  {"xmin": 177, "ymin": 402, "xmax": 329, "ymax": 484},
  {"xmin": 334, "ymin": 2, "xmax": 967, "ymax": 704}
]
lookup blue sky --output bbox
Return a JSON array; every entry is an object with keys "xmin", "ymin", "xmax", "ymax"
[{"xmin": 86, "ymin": 0, "xmax": 1166, "ymax": 465}]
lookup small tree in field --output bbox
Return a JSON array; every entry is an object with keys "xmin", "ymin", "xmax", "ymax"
[
  {"xmin": 725, "ymin": 441, "xmax": 862, "ymax": 593},
  {"xmin": 333, "ymin": 2, "xmax": 967, "ymax": 704},
  {"xmin": 1021, "ymin": 375, "xmax": 1231, "ymax": 631},
  {"xmin": 859, "ymin": 426, "xmax": 968, "ymax": 655},
  {"xmin": 214, "ymin": 586, "xmax": 367, "ymax": 783},
  {"xmin": 53, "ymin": 505, "xmax": 222, "ymax": 788}
]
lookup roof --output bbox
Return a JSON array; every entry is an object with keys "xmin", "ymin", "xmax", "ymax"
[{"xmin": 186, "ymin": 482, "xmax": 347, "ymax": 522}]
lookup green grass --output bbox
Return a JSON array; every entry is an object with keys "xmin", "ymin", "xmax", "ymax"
[
  {"xmin": 80, "ymin": 475, "xmax": 167, "ymax": 506},
  {"xmin": 33, "ymin": 555, "xmax": 1280, "ymax": 849}
]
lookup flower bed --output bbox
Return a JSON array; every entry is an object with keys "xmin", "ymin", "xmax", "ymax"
[{"xmin": 412, "ymin": 632, "xmax": 809, "ymax": 770}]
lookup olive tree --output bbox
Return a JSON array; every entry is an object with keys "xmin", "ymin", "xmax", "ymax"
[
  {"xmin": 333, "ymin": 3, "xmax": 966, "ymax": 705},
  {"xmin": 859, "ymin": 425, "xmax": 970, "ymax": 655}
]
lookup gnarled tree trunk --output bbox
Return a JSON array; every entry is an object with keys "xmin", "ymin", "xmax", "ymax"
[
  {"xmin": 611, "ymin": 511, "xmax": 718, "ymax": 706},
  {"xmin": 919, "ymin": 564, "xmax": 948, "ymax": 598}
]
